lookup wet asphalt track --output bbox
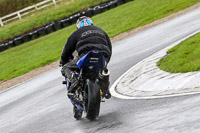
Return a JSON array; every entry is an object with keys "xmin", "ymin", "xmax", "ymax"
[{"xmin": 1, "ymin": 7, "xmax": 200, "ymax": 133}]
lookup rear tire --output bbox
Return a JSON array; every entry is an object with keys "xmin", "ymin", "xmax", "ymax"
[{"xmin": 85, "ymin": 79, "xmax": 101, "ymax": 120}]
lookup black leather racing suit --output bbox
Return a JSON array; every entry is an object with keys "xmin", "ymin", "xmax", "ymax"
[
  {"xmin": 61, "ymin": 25, "xmax": 112, "ymax": 66},
  {"xmin": 60, "ymin": 25, "xmax": 112, "ymax": 85}
]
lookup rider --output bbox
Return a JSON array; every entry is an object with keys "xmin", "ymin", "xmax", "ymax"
[{"xmin": 60, "ymin": 16, "xmax": 112, "ymax": 103}]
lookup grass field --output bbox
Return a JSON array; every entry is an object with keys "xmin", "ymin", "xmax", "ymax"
[
  {"xmin": 0, "ymin": 0, "xmax": 109, "ymax": 42},
  {"xmin": 157, "ymin": 32, "xmax": 200, "ymax": 73},
  {"xmin": 0, "ymin": 0, "xmax": 200, "ymax": 82}
]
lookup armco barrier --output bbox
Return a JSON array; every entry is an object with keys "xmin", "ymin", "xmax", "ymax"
[
  {"xmin": 117, "ymin": 0, "xmax": 124, "ymax": 5},
  {"xmin": 13, "ymin": 37, "xmax": 23, "ymax": 46},
  {"xmin": 29, "ymin": 31, "xmax": 39, "ymax": 39},
  {"xmin": 53, "ymin": 21, "xmax": 63, "ymax": 31},
  {"xmin": 0, "ymin": 0, "xmax": 133, "ymax": 52},
  {"xmin": 6, "ymin": 41, "xmax": 15, "ymax": 49},
  {"xmin": 101, "ymin": 3, "xmax": 110, "ymax": 12},
  {"xmin": 0, "ymin": 44, "xmax": 6, "ymax": 52},
  {"xmin": 5, "ymin": 41, "xmax": 13, "ymax": 49},
  {"xmin": 108, "ymin": 1, "xmax": 117, "ymax": 8},
  {"xmin": 45, "ymin": 23, "xmax": 54, "ymax": 33},
  {"xmin": 0, "ymin": 40, "xmax": 15, "ymax": 52},
  {"xmin": 22, "ymin": 34, "xmax": 31, "ymax": 43},
  {"xmin": 37, "ymin": 27, "xmax": 47, "ymax": 36},
  {"xmin": 61, "ymin": 18, "xmax": 71, "ymax": 28},
  {"xmin": 85, "ymin": 8, "xmax": 93, "ymax": 17},
  {"xmin": 93, "ymin": 6, "xmax": 102, "ymax": 15},
  {"xmin": 124, "ymin": 0, "xmax": 132, "ymax": 2}
]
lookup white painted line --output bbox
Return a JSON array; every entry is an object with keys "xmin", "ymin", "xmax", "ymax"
[{"xmin": 110, "ymin": 29, "xmax": 200, "ymax": 99}]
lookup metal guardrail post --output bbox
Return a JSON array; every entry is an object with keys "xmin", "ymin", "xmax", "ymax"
[
  {"xmin": 52, "ymin": 0, "xmax": 56, "ymax": 5},
  {"xmin": 0, "ymin": 18, "xmax": 3, "ymax": 26},
  {"xmin": 35, "ymin": 5, "xmax": 39, "ymax": 10},
  {"xmin": 17, "ymin": 12, "xmax": 22, "ymax": 19}
]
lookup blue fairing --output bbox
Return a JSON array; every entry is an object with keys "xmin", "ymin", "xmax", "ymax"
[
  {"xmin": 66, "ymin": 50, "xmax": 106, "ymax": 110},
  {"xmin": 77, "ymin": 50, "xmax": 106, "ymax": 71}
]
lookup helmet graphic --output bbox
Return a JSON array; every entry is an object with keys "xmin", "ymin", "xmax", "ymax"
[{"xmin": 76, "ymin": 16, "xmax": 93, "ymax": 29}]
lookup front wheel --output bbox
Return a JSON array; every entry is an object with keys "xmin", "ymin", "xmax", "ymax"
[{"xmin": 85, "ymin": 79, "xmax": 101, "ymax": 120}]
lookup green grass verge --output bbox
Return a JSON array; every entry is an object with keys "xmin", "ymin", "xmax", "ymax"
[
  {"xmin": 0, "ymin": 0, "xmax": 200, "ymax": 82},
  {"xmin": 0, "ymin": 0, "xmax": 109, "ymax": 42},
  {"xmin": 157, "ymin": 32, "xmax": 200, "ymax": 73}
]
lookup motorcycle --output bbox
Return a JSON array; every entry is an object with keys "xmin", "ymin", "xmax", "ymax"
[{"xmin": 63, "ymin": 50, "xmax": 111, "ymax": 120}]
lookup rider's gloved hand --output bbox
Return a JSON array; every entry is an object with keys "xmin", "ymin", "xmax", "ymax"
[
  {"xmin": 59, "ymin": 59, "xmax": 68, "ymax": 67},
  {"xmin": 59, "ymin": 59, "xmax": 64, "ymax": 67}
]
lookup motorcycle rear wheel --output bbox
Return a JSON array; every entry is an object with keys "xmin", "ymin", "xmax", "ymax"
[{"xmin": 85, "ymin": 79, "xmax": 101, "ymax": 120}]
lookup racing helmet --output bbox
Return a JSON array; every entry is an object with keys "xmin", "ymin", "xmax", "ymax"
[{"xmin": 76, "ymin": 16, "xmax": 93, "ymax": 29}]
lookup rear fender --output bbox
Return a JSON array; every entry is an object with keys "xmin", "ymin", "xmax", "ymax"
[{"xmin": 77, "ymin": 50, "xmax": 106, "ymax": 71}]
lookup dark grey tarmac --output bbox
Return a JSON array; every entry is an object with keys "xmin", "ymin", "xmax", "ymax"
[{"xmin": 0, "ymin": 7, "xmax": 200, "ymax": 133}]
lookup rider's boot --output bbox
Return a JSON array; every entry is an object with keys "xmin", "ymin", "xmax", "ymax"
[
  {"xmin": 105, "ymin": 90, "xmax": 111, "ymax": 99},
  {"xmin": 67, "ymin": 76, "xmax": 81, "ymax": 104},
  {"xmin": 73, "ymin": 106, "xmax": 83, "ymax": 120},
  {"xmin": 101, "ymin": 82, "xmax": 111, "ymax": 99}
]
